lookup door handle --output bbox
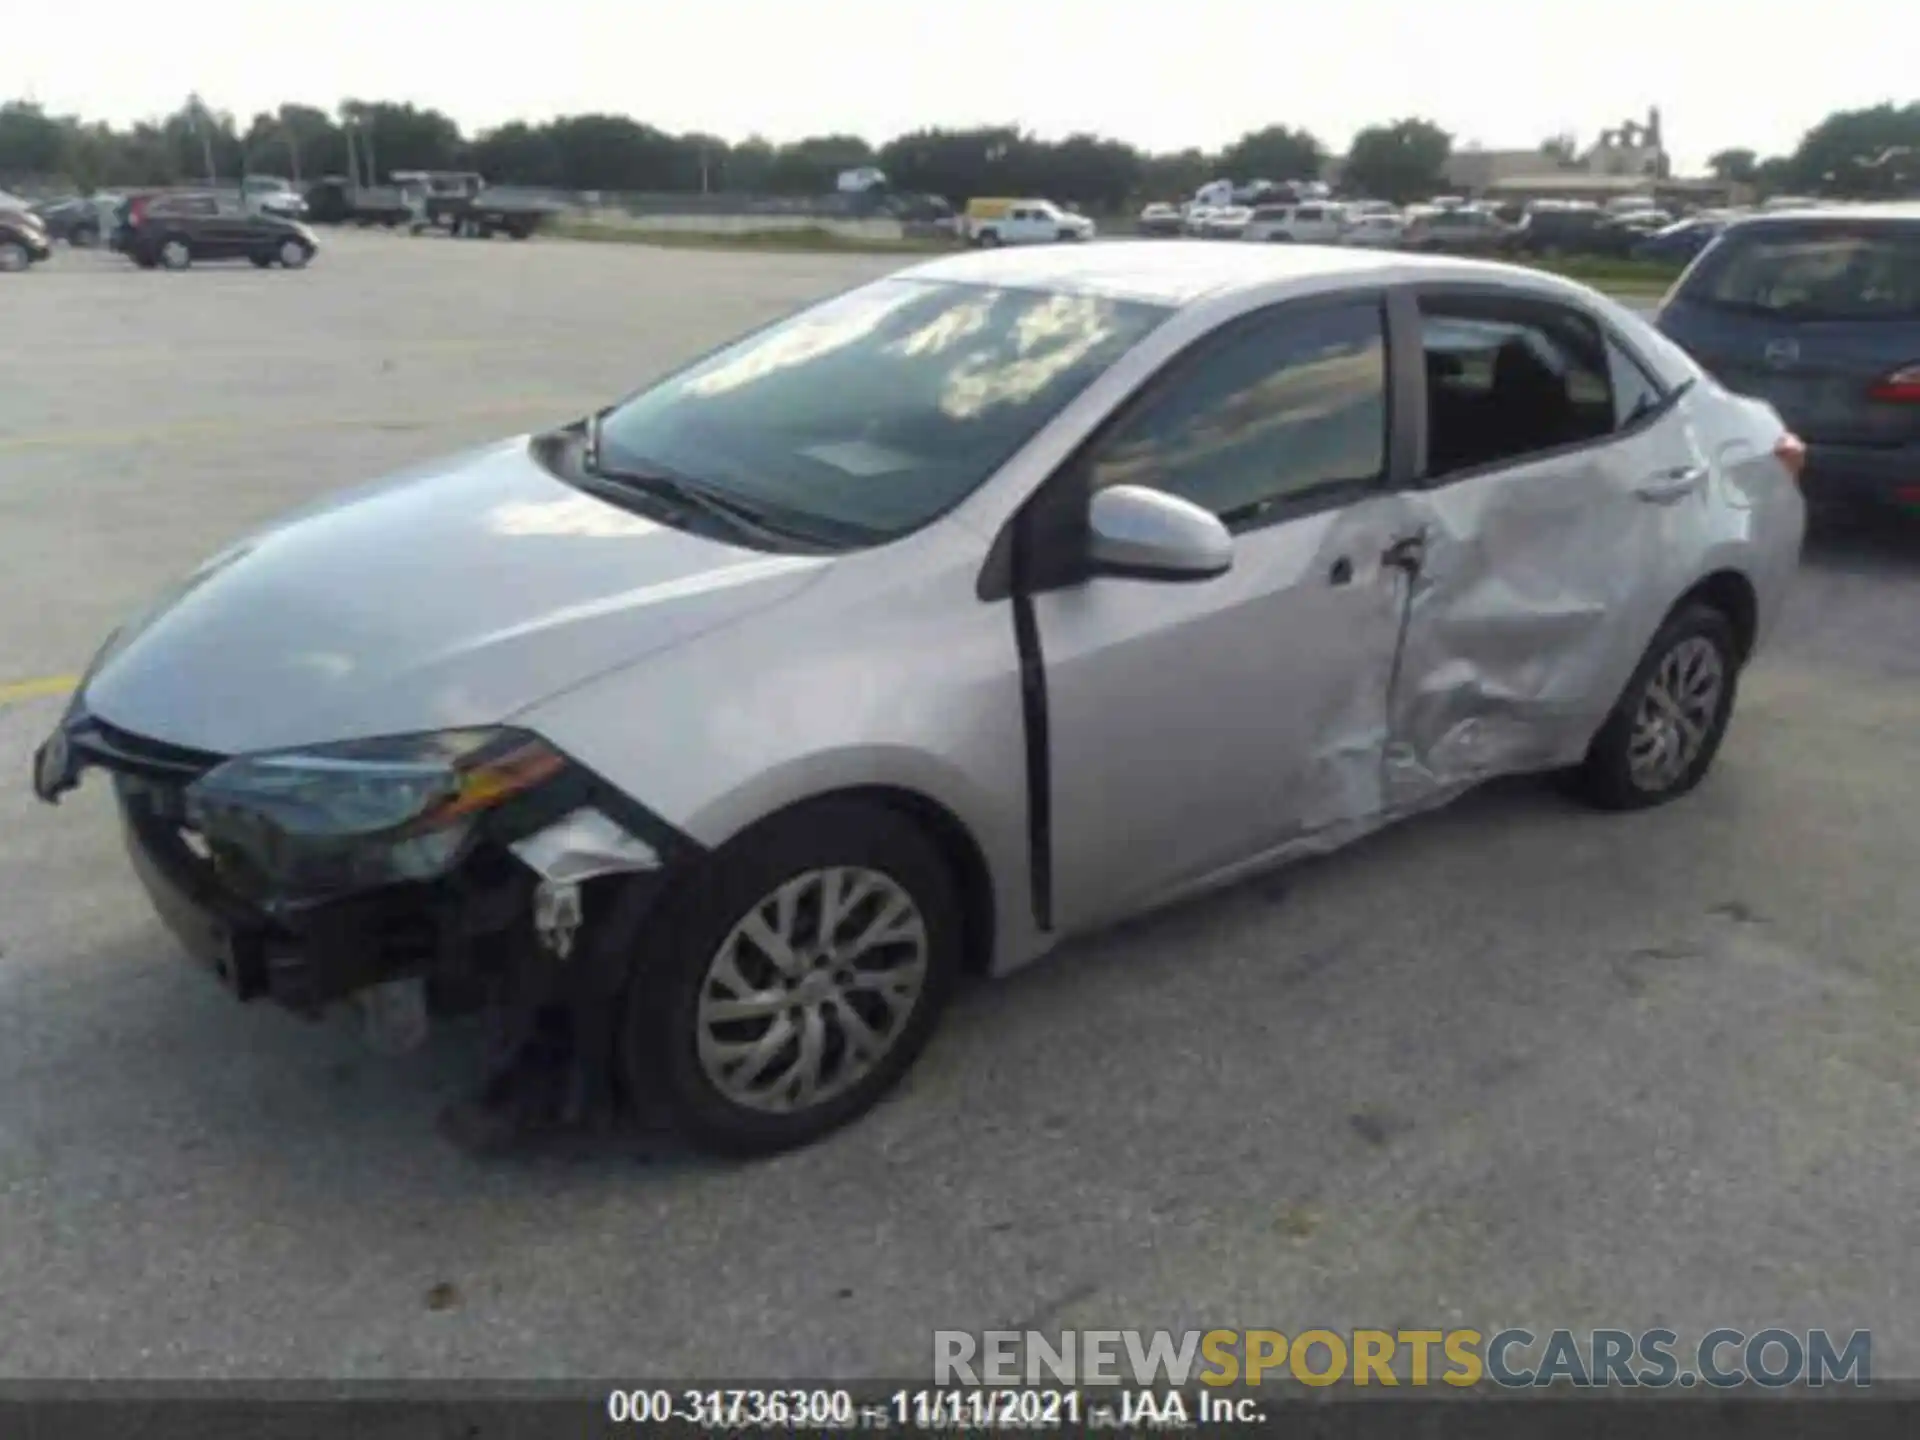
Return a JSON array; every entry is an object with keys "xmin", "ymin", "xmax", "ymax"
[
  {"xmin": 1382, "ymin": 532, "xmax": 1426, "ymax": 575},
  {"xmin": 1634, "ymin": 465, "xmax": 1708, "ymax": 504}
]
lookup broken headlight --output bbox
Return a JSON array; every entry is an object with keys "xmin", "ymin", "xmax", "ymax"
[{"xmin": 183, "ymin": 728, "xmax": 565, "ymax": 898}]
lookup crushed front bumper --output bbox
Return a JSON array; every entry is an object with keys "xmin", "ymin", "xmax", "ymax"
[
  {"xmin": 33, "ymin": 708, "xmax": 690, "ymax": 1021},
  {"xmin": 115, "ymin": 765, "xmax": 536, "ymax": 1016}
]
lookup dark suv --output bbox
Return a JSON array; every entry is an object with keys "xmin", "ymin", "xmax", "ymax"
[
  {"xmin": 1513, "ymin": 202, "xmax": 1607, "ymax": 255},
  {"xmin": 125, "ymin": 191, "xmax": 320, "ymax": 271},
  {"xmin": 1657, "ymin": 205, "xmax": 1920, "ymax": 513}
]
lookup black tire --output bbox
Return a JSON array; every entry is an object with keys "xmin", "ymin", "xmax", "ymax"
[
  {"xmin": 977, "ymin": 229, "xmax": 1000, "ymax": 248},
  {"xmin": 1573, "ymin": 604, "xmax": 1740, "ymax": 811},
  {"xmin": 71, "ymin": 224, "xmax": 100, "ymax": 249},
  {"xmin": 250, "ymin": 254, "xmax": 273, "ymax": 268},
  {"xmin": 618, "ymin": 799, "xmax": 962, "ymax": 1156}
]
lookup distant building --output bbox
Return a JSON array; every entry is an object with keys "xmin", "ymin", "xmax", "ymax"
[
  {"xmin": 1441, "ymin": 149, "xmax": 1562, "ymax": 193},
  {"xmin": 1324, "ymin": 106, "xmax": 1722, "ymax": 205},
  {"xmin": 1581, "ymin": 108, "xmax": 1670, "ymax": 180}
]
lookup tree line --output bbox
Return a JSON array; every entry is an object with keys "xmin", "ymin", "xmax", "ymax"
[{"xmin": 2, "ymin": 94, "xmax": 1914, "ymax": 210}]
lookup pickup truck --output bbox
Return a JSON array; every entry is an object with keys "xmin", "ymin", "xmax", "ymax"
[
  {"xmin": 395, "ymin": 171, "xmax": 564, "ymax": 240},
  {"xmin": 302, "ymin": 178, "xmax": 418, "ymax": 228}
]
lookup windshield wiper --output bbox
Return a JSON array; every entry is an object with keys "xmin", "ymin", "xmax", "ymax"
[{"xmin": 583, "ymin": 445, "xmax": 827, "ymax": 550}]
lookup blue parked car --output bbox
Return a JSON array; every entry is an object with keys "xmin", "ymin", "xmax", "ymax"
[
  {"xmin": 1656, "ymin": 204, "xmax": 1920, "ymax": 514},
  {"xmin": 1632, "ymin": 216, "xmax": 1725, "ymax": 264}
]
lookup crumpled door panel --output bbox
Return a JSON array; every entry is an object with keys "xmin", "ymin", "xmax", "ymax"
[{"xmin": 1383, "ymin": 424, "xmax": 1707, "ymax": 808}]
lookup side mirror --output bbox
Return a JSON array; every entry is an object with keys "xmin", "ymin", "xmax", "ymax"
[{"xmin": 1086, "ymin": 484, "xmax": 1232, "ymax": 582}]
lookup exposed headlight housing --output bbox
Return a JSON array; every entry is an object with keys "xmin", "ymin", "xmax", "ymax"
[{"xmin": 183, "ymin": 728, "xmax": 565, "ymax": 900}]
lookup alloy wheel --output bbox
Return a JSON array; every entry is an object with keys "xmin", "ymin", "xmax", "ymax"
[
  {"xmin": 695, "ymin": 866, "xmax": 929, "ymax": 1114},
  {"xmin": 1627, "ymin": 635, "xmax": 1724, "ymax": 792}
]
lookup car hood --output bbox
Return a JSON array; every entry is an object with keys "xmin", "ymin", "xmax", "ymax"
[{"xmin": 83, "ymin": 437, "xmax": 830, "ymax": 756}]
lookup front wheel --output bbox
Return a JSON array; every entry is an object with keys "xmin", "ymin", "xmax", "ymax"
[
  {"xmin": 158, "ymin": 237, "xmax": 192, "ymax": 270},
  {"xmin": 619, "ymin": 800, "xmax": 961, "ymax": 1156},
  {"xmin": 1574, "ymin": 604, "xmax": 1740, "ymax": 810},
  {"xmin": 278, "ymin": 239, "xmax": 312, "ymax": 269},
  {"xmin": 0, "ymin": 239, "xmax": 29, "ymax": 273}
]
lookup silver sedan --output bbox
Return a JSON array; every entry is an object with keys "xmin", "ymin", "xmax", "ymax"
[{"xmin": 33, "ymin": 243, "xmax": 1806, "ymax": 1155}]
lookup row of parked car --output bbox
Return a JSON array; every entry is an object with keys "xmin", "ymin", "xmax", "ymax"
[
  {"xmin": 0, "ymin": 185, "xmax": 323, "ymax": 273},
  {"xmin": 1138, "ymin": 194, "xmax": 1736, "ymax": 263},
  {"xmin": 1, "ymin": 169, "xmax": 569, "ymax": 277}
]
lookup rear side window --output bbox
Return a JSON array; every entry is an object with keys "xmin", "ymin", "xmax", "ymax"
[
  {"xmin": 1606, "ymin": 339, "xmax": 1665, "ymax": 429},
  {"xmin": 1418, "ymin": 299, "xmax": 1617, "ymax": 479},
  {"xmin": 1684, "ymin": 226, "xmax": 1920, "ymax": 320}
]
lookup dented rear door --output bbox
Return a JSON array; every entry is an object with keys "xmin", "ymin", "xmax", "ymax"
[{"xmin": 1380, "ymin": 285, "xmax": 1712, "ymax": 810}]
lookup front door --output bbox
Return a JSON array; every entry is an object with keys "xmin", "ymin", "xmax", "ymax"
[
  {"xmin": 1383, "ymin": 287, "xmax": 1710, "ymax": 808},
  {"xmin": 1029, "ymin": 295, "xmax": 1418, "ymax": 932}
]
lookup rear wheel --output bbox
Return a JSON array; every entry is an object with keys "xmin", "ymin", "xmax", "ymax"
[
  {"xmin": 619, "ymin": 800, "xmax": 961, "ymax": 1156},
  {"xmin": 1574, "ymin": 604, "xmax": 1740, "ymax": 810},
  {"xmin": 976, "ymin": 229, "xmax": 1000, "ymax": 248},
  {"xmin": 0, "ymin": 240, "xmax": 29, "ymax": 273},
  {"xmin": 158, "ymin": 237, "xmax": 191, "ymax": 270}
]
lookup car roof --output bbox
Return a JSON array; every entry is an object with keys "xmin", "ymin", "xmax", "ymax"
[
  {"xmin": 1724, "ymin": 201, "xmax": 1920, "ymax": 230},
  {"xmin": 901, "ymin": 240, "xmax": 1582, "ymax": 307}
]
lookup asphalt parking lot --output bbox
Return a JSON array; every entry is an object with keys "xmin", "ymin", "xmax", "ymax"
[{"xmin": 1, "ymin": 229, "xmax": 1917, "ymax": 1381}]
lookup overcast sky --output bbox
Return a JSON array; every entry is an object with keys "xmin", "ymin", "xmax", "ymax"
[{"xmin": 6, "ymin": 0, "xmax": 1910, "ymax": 172}]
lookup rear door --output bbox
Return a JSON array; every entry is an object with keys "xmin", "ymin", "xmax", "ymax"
[
  {"xmin": 1659, "ymin": 219, "xmax": 1920, "ymax": 448},
  {"xmin": 1381, "ymin": 286, "xmax": 1711, "ymax": 807},
  {"xmin": 208, "ymin": 196, "xmax": 264, "ymax": 258}
]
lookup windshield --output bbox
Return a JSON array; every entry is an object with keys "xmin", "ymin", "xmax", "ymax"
[
  {"xmin": 1684, "ymin": 226, "xmax": 1920, "ymax": 321},
  {"xmin": 594, "ymin": 278, "xmax": 1169, "ymax": 543}
]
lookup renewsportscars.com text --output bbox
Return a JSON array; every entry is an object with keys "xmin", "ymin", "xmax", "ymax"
[{"xmin": 934, "ymin": 1327, "xmax": 1872, "ymax": 1388}]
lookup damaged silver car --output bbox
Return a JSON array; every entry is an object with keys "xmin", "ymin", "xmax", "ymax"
[{"xmin": 32, "ymin": 244, "xmax": 1806, "ymax": 1155}]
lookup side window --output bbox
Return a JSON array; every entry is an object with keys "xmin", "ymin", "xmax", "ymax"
[
  {"xmin": 1606, "ymin": 337, "xmax": 1666, "ymax": 428},
  {"xmin": 1088, "ymin": 302, "xmax": 1388, "ymax": 526},
  {"xmin": 1418, "ymin": 299, "xmax": 1616, "ymax": 481},
  {"xmin": 1297, "ymin": 205, "xmax": 1323, "ymax": 222}
]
